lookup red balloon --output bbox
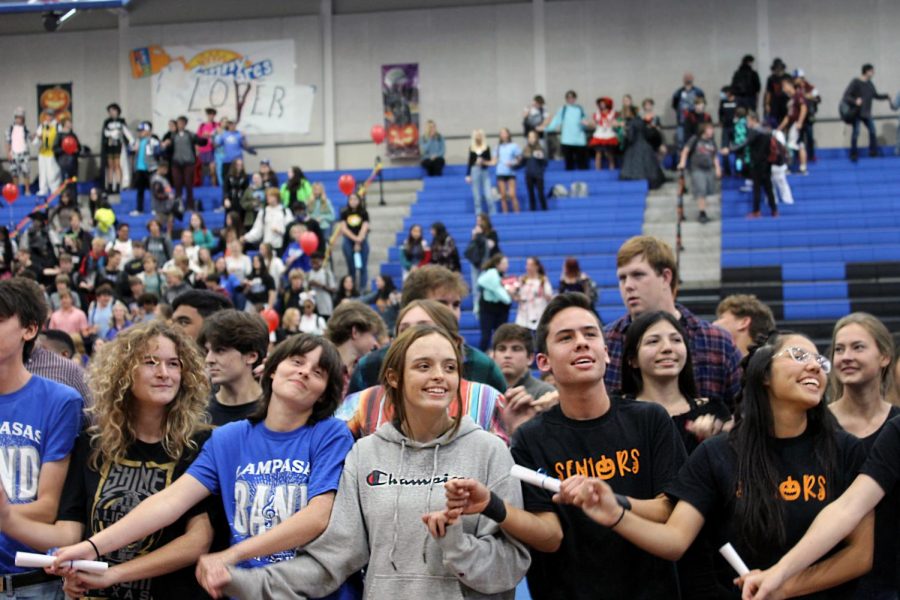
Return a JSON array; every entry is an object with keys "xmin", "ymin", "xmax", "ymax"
[
  {"xmin": 338, "ymin": 174, "xmax": 356, "ymax": 196},
  {"xmin": 260, "ymin": 308, "xmax": 279, "ymax": 333},
  {"xmin": 299, "ymin": 231, "xmax": 318, "ymax": 255},
  {"xmin": 370, "ymin": 124, "xmax": 385, "ymax": 145},
  {"xmin": 61, "ymin": 135, "xmax": 78, "ymax": 155},
  {"xmin": 2, "ymin": 183, "xmax": 17, "ymax": 203}
]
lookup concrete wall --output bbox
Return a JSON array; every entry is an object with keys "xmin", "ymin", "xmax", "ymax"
[{"xmin": 1, "ymin": 0, "xmax": 899, "ymax": 170}]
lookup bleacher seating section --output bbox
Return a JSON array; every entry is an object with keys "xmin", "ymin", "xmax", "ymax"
[
  {"xmin": 379, "ymin": 162, "xmax": 648, "ymax": 347},
  {"xmin": 720, "ymin": 147, "xmax": 900, "ymax": 344}
]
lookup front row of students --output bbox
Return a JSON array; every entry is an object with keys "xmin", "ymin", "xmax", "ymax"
[{"xmin": 2, "ymin": 276, "xmax": 900, "ymax": 599}]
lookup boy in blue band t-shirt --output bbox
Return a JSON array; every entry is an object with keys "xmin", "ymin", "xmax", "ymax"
[
  {"xmin": 0, "ymin": 278, "xmax": 83, "ymax": 588},
  {"xmin": 187, "ymin": 417, "xmax": 352, "ymax": 566}
]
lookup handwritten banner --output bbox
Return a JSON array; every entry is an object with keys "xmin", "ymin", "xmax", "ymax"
[{"xmin": 139, "ymin": 40, "xmax": 315, "ymax": 135}]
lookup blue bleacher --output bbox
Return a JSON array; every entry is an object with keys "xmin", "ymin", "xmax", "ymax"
[
  {"xmin": 377, "ymin": 162, "xmax": 646, "ymax": 346},
  {"xmin": 7, "ymin": 159, "xmax": 647, "ymax": 344},
  {"xmin": 720, "ymin": 151, "xmax": 900, "ymax": 322}
]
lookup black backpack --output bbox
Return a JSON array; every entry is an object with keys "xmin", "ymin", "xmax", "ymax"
[{"xmin": 838, "ymin": 99, "xmax": 859, "ymax": 124}]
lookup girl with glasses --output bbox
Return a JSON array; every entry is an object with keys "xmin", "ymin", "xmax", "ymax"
[
  {"xmin": 560, "ymin": 331, "xmax": 873, "ymax": 599},
  {"xmin": 746, "ymin": 315, "xmax": 898, "ymax": 600},
  {"xmin": 0, "ymin": 321, "xmax": 211, "ymax": 598}
]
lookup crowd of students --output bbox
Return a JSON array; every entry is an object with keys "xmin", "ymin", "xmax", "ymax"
[
  {"xmin": 1, "ymin": 54, "xmax": 900, "ymax": 600},
  {"xmin": 0, "ymin": 226, "xmax": 896, "ymax": 599}
]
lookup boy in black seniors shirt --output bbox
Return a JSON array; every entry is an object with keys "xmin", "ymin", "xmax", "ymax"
[
  {"xmin": 443, "ymin": 292, "xmax": 687, "ymax": 599},
  {"xmin": 562, "ymin": 333, "xmax": 874, "ymax": 600}
]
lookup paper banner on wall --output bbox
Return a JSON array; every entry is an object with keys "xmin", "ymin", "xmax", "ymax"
[
  {"xmin": 143, "ymin": 40, "xmax": 315, "ymax": 135},
  {"xmin": 36, "ymin": 83, "xmax": 72, "ymax": 124},
  {"xmin": 381, "ymin": 63, "xmax": 420, "ymax": 159}
]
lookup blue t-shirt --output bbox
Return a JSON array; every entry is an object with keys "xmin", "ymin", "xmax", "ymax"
[
  {"xmin": 136, "ymin": 138, "xmax": 149, "ymax": 171},
  {"xmin": 216, "ymin": 131, "xmax": 245, "ymax": 163},
  {"xmin": 0, "ymin": 375, "xmax": 82, "ymax": 573},
  {"xmin": 495, "ymin": 142, "xmax": 522, "ymax": 177},
  {"xmin": 282, "ymin": 242, "xmax": 311, "ymax": 274},
  {"xmin": 186, "ymin": 417, "xmax": 353, "ymax": 568}
]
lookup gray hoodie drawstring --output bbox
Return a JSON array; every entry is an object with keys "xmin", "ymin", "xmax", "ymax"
[
  {"xmin": 389, "ymin": 439, "xmax": 407, "ymax": 571},
  {"xmin": 421, "ymin": 443, "xmax": 441, "ymax": 563}
]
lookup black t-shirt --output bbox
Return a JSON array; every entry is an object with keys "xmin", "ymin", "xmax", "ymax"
[
  {"xmin": 511, "ymin": 396, "xmax": 687, "ymax": 600},
  {"xmin": 207, "ymin": 394, "xmax": 259, "ymax": 427},
  {"xmin": 859, "ymin": 410, "xmax": 900, "ymax": 595},
  {"xmin": 667, "ymin": 428, "xmax": 866, "ymax": 599},
  {"xmin": 243, "ymin": 270, "xmax": 275, "ymax": 305},
  {"xmin": 339, "ymin": 206, "xmax": 369, "ymax": 238},
  {"xmin": 58, "ymin": 431, "xmax": 211, "ymax": 599},
  {"xmin": 766, "ymin": 74, "xmax": 789, "ymax": 121},
  {"xmin": 670, "ymin": 396, "xmax": 732, "ymax": 455}
]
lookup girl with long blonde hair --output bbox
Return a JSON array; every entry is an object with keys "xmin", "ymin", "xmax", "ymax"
[
  {"xmin": 466, "ymin": 128, "xmax": 496, "ymax": 215},
  {"xmin": 0, "ymin": 320, "xmax": 212, "ymax": 598}
]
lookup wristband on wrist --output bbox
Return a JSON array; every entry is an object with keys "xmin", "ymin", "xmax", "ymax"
[
  {"xmin": 609, "ymin": 505, "xmax": 627, "ymax": 529},
  {"xmin": 481, "ymin": 491, "xmax": 508, "ymax": 523},
  {"xmin": 86, "ymin": 538, "xmax": 101, "ymax": 560},
  {"xmin": 614, "ymin": 493, "xmax": 632, "ymax": 511}
]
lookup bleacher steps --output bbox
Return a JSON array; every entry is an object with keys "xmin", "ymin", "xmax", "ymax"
[{"xmin": 330, "ymin": 181, "xmax": 422, "ymax": 286}]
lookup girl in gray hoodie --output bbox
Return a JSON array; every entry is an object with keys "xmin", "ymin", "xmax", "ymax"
[{"xmin": 220, "ymin": 324, "xmax": 531, "ymax": 599}]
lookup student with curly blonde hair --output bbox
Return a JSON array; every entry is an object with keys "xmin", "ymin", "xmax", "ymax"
[{"xmin": 0, "ymin": 320, "xmax": 212, "ymax": 599}]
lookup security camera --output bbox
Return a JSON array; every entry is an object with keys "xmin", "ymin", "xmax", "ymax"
[
  {"xmin": 42, "ymin": 12, "xmax": 60, "ymax": 32},
  {"xmin": 42, "ymin": 9, "xmax": 77, "ymax": 32}
]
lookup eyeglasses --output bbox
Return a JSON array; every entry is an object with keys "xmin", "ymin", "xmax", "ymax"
[{"xmin": 774, "ymin": 346, "xmax": 831, "ymax": 374}]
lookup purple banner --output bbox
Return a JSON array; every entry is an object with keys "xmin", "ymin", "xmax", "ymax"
[{"xmin": 381, "ymin": 63, "xmax": 420, "ymax": 159}]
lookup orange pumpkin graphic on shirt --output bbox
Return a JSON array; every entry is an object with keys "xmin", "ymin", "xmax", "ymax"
[{"xmin": 779, "ymin": 476, "xmax": 801, "ymax": 501}]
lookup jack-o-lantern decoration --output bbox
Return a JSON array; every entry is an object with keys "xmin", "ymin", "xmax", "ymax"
[
  {"xmin": 779, "ymin": 476, "xmax": 801, "ymax": 501},
  {"xmin": 595, "ymin": 455, "xmax": 617, "ymax": 480},
  {"xmin": 387, "ymin": 123, "xmax": 418, "ymax": 147},
  {"xmin": 40, "ymin": 87, "xmax": 70, "ymax": 112}
]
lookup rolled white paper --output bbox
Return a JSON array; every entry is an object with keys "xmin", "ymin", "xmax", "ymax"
[
  {"xmin": 15, "ymin": 552, "xmax": 108, "ymax": 573},
  {"xmin": 510, "ymin": 465, "xmax": 561, "ymax": 493},
  {"xmin": 718, "ymin": 543, "xmax": 750, "ymax": 576}
]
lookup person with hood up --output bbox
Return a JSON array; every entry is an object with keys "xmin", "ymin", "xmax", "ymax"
[{"xmin": 212, "ymin": 324, "xmax": 531, "ymax": 599}]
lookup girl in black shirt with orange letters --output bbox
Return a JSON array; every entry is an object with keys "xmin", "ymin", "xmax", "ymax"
[{"xmin": 562, "ymin": 331, "xmax": 874, "ymax": 599}]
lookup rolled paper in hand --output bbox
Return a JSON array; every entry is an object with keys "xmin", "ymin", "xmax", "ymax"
[
  {"xmin": 718, "ymin": 543, "xmax": 750, "ymax": 576},
  {"xmin": 15, "ymin": 551, "xmax": 108, "ymax": 573},
  {"xmin": 510, "ymin": 465, "xmax": 561, "ymax": 493}
]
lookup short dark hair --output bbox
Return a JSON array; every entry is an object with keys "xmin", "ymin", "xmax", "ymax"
[
  {"xmin": 862, "ymin": 63, "xmax": 874, "ymax": 75},
  {"xmin": 198, "ymin": 310, "xmax": 269, "ymax": 369},
  {"xmin": 251, "ymin": 334, "xmax": 343, "ymax": 426},
  {"xmin": 171, "ymin": 290, "xmax": 234, "ymax": 318},
  {"xmin": 95, "ymin": 283, "xmax": 114, "ymax": 296},
  {"xmin": 0, "ymin": 278, "xmax": 48, "ymax": 361},
  {"xmin": 40, "ymin": 329, "xmax": 76, "ymax": 358},
  {"xmin": 137, "ymin": 292, "xmax": 159, "ymax": 306},
  {"xmin": 492, "ymin": 323, "xmax": 535, "ymax": 355},
  {"xmin": 325, "ymin": 301, "xmax": 385, "ymax": 346},
  {"xmin": 535, "ymin": 292, "xmax": 602, "ymax": 355}
]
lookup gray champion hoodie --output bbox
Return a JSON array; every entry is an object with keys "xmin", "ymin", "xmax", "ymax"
[{"xmin": 224, "ymin": 416, "xmax": 530, "ymax": 600}]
